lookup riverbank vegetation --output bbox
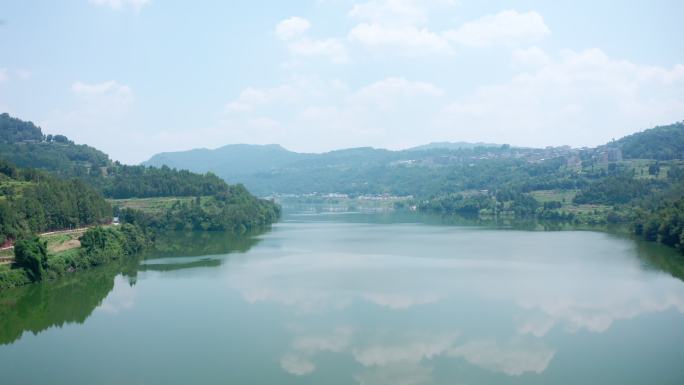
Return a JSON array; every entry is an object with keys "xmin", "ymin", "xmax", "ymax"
[
  {"xmin": 113, "ymin": 185, "xmax": 280, "ymax": 233},
  {"xmin": 0, "ymin": 113, "xmax": 281, "ymax": 291},
  {"xmin": 0, "ymin": 159, "xmax": 111, "ymax": 245},
  {"xmin": 0, "ymin": 225, "xmax": 149, "ymax": 290}
]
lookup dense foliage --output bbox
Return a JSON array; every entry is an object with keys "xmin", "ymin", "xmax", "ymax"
[
  {"xmin": 14, "ymin": 237, "xmax": 48, "ymax": 281},
  {"xmin": 78, "ymin": 225, "xmax": 149, "ymax": 266},
  {"xmin": 633, "ymin": 198, "xmax": 684, "ymax": 249},
  {"xmin": 94, "ymin": 165, "xmax": 229, "ymax": 199},
  {"xmin": 0, "ymin": 113, "xmax": 283, "ymax": 291},
  {"xmin": 0, "ymin": 225, "xmax": 149, "ymax": 290},
  {"xmin": 0, "ymin": 113, "xmax": 44, "ymax": 144},
  {"xmin": 0, "ymin": 160, "xmax": 112, "ymax": 245},
  {"xmin": 612, "ymin": 122, "xmax": 684, "ymax": 160},
  {"xmin": 0, "ymin": 113, "xmax": 110, "ymax": 177},
  {"xmin": 572, "ymin": 174, "xmax": 662, "ymax": 205},
  {"xmin": 0, "ymin": 113, "xmax": 250, "ymax": 200},
  {"xmin": 117, "ymin": 185, "xmax": 281, "ymax": 233}
]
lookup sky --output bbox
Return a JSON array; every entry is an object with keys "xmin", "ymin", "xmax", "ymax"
[{"xmin": 1, "ymin": 0, "xmax": 683, "ymax": 164}]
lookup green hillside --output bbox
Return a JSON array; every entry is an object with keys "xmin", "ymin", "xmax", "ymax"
[
  {"xmin": 609, "ymin": 121, "xmax": 684, "ymax": 160},
  {"xmin": 0, "ymin": 113, "xmax": 243, "ymax": 200},
  {"xmin": 0, "ymin": 114, "xmax": 281, "ymax": 291},
  {"xmin": 143, "ymin": 122, "xmax": 684, "ymax": 198},
  {"xmin": 0, "ymin": 159, "xmax": 111, "ymax": 245},
  {"xmin": 144, "ymin": 144, "xmax": 308, "ymax": 177}
]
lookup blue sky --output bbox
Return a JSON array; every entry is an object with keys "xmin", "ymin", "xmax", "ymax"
[{"xmin": 1, "ymin": 0, "xmax": 683, "ymax": 163}]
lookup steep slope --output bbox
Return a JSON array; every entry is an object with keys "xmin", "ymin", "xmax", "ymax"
[{"xmin": 0, "ymin": 113, "xmax": 110, "ymax": 178}]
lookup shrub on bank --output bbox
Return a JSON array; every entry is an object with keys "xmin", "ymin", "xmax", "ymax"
[{"xmin": 1, "ymin": 224, "xmax": 150, "ymax": 291}]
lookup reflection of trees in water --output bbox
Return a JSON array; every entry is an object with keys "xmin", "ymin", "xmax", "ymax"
[
  {"xmin": 634, "ymin": 239, "xmax": 684, "ymax": 282},
  {"xmin": 0, "ymin": 229, "xmax": 266, "ymax": 345},
  {"xmin": 0, "ymin": 259, "xmax": 138, "ymax": 345},
  {"xmin": 309, "ymin": 210, "xmax": 684, "ymax": 282},
  {"xmin": 143, "ymin": 230, "xmax": 263, "ymax": 259}
]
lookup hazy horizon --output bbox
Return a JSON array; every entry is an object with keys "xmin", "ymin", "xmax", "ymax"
[{"xmin": 2, "ymin": 0, "xmax": 683, "ymax": 163}]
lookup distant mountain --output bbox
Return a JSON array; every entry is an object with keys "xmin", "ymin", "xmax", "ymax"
[
  {"xmin": 141, "ymin": 143, "xmax": 529, "ymax": 196},
  {"xmin": 141, "ymin": 122, "xmax": 684, "ymax": 197},
  {"xmin": 407, "ymin": 141, "xmax": 500, "ymax": 151},
  {"xmin": 143, "ymin": 144, "xmax": 307, "ymax": 176}
]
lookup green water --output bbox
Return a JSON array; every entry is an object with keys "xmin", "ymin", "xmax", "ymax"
[{"xmin": 1, "ymin": 210, "xmax": 684, "ymax": 384}]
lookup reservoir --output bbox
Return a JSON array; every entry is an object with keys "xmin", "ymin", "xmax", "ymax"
[{"xmin": 1, "ymin": 209, "xmax": 684, "ymax": 384}]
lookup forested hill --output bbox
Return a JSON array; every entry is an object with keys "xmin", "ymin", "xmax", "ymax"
[
  {"xmin": 145, "ymin": 144, "xmax": 308, "ymax": 176},
  {"xmin": 0, "ymin": 113, "xmax": 234, "ymax": 199},
  {"xmin": 606, "ymin": 122, "xmax": 684, "ymax": 160},
  {"xmin": 0, "ymin": 113, "xmax": 281, "ymax": 236},
  {"xmin": 0, "ymin": 159, "xmax": 111, "ymax": 245},
  {"xmin": 0, "ymin": 113, "xmax": 282, "ymax": 291},
  {"xmin": 142, "ymin": 121, "xmax": 684, "ymax": 197},
  {"xmin": 0, "ymin": 113, "xmax": 109, "ymax": 178}
]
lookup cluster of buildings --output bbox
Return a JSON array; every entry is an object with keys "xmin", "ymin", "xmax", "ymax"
[{"xmin": 390, "ymin": 145, "xmax": 625, "ymax": 170}]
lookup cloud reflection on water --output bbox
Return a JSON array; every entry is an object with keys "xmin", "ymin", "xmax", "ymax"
[{"xmin": 223, "ymin": 222, "xmax": 684, "ymax": 380}]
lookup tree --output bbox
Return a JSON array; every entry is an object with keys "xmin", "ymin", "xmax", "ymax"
[{"xmin": 14, "ymin": 237, "xmax": 48, "ymax": 281}]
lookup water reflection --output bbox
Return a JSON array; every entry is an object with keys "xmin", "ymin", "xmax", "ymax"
[
  {"xmin": 0, "ymin": 259, "xmax": 138, "ymax": 345},
  {"xmin": 278, "ymin": 325, "xmax": 556, "ymax": 381},
  {"xmin": 1, "ymin": 212, "xmax": 684, "ymax": 384},
  {"xmin": 225, "ymin": 219, "xmax": 684, "ymax": 381},
  {"xmin": 0, "ymin": 229, "xmax": 267, "ymax": 345}
]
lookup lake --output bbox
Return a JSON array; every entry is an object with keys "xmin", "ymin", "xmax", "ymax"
[{"xmin": 1, "ymin": 209, "xmax": 684, "ymax": 385}]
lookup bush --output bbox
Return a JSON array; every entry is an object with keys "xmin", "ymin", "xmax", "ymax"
[
  {"xmin": 0, "ymin": 267, "xmax": 31, "ymax": 290},
  {"xmin": 14, "ymin": 237, "xmax": 48, "ymax": 281}
]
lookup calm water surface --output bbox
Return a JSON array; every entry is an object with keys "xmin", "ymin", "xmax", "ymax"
[{"xmin": 1, "ymin": 210, "xmax": 684, "ymax": 384}]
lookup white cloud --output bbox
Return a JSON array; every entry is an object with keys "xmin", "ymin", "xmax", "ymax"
[
  {"xmin": 0, "ymin": 68, "xmax": 7, "ymax": 83},
  {"xmin": 88, "ymin": 0, "xmax": 150, "ymax": 11},
  {"xmin": 357, "ymin": 77, "xmax": 444, "ymax": 99},
  {"xmin": 42, "ymin": 80, "xmax": 136, "ymax": 160},
  {"xmin": 220, "ymin": 48, "xmax": 684, "ymax": 155},
  {"xmin": 353, "ymin": 332, "xmax": 458, "ymax": 367},
  {"xmin": 288, "ymin": 38, "xmax": 349, "ymax": 63},
  {"xmin": 220, "ymin": 76, "xmax": 445, "ymax": 152},
  {"xmin": 348, "ymin": 24, "xmax": 452, "ymax": 55},
  {"xmin": 346, "ymin": 6, "xmax": 549, "ymax": 55},
  {"xmin": 440, "ymin": 48, "xmax": 684, "ymax": 147},
  {"xmin": 511, "ymin": 46, "xmax": 550, "ymax": 69},
  {"xmin": 280, "ymin": 326, "xmax": 352, "ymax": 376},
  {"xmin": 347, "ymin": 0, "xmax": 455, "ymax": 55},
  {"xmin": 292, "ymin": 327, "xmax": 353, "ymax": 354},
  {"xmin": 275, "ymin": 17, "xmax": 349, "ymax": 63},
  {"xmin": 279, "ymin": 326, "xmax": 457, "ymax": 381},
  {"xmin": 280, "ymin": 353, "xmax": 315, "ymax": 375},
  {"xmin": 276, "ymin": 17, "xmax": 311, "ymax": 41},
  {"xmin": 349, "ymin": 0, "xmax": 455, "ymax": 26},
  {"xmin": 71, "ymin": 80, "xmax": 133, "ymax": 102},
  {"xmin": 445, "ymin": 10, "xmax": 550, "ymax": 47},
  {"xmin": 226, "ymin": 84, "xmax": 300, "ymax": 112},
  {"xmin": 97, "ymin": 276, "xmax": 137, "ymax": 314},
  {"xmin": 448, "ymin": 339, "xmax": 556, "ymax": 376},
  {"xmin": 355, "ymin": 77, "xmax": 444, "ymax": 109}
]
